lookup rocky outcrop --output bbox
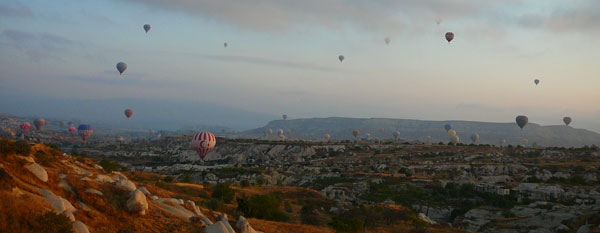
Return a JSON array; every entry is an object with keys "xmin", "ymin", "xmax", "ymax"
[
  {"xmin": 72, "ymin": 221, "xmax": 90, "ymax": 233},
  {"xmin": 204, "ymin": 221, "xmax": 232, "ymax": 233},
  {"xmin": 236, "ymin": 216, "xmax": 257, "ymax": 233},
  {"xmin": 115, "ymin": 178, "xmax": 136, "ymax": 191},
  {"xmin": 85, "ymin": 188, "xmax": 103, "ymax": 196},
  {"xmin": 126, "ymin": 189, "xmax": 148, "ymax": 215},
  {"xmin": 25, "ymin": 162, "xmax": 48, "ymax": 182}
]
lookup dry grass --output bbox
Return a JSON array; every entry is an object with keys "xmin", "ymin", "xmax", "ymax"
[
  {"xmin": 249, "ymin": 218, "xmax": 335, "ymax": 233},
  {"xmin": 0, "ymin": 191, "xmax": 55, "ymax": 233}
]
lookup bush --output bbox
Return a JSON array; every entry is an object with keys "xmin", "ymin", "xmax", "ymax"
[
  {"xmin": 240, "ymin": 180, "xmax": 250, "ymax": 187},
  {"xmin": 237, "ymin": 193, "xmax": 289, "ymax": 222},
  {"xmin": 34, "ymin": 150, "xmax": 54, "ymax": 166},
  {"xmin": 34, "ymin": 212, "xmax": 74, "ymax": 233},
  {"xmin": 98, "ymin": 159, "xmax": 123, "ymax": 173},
  {"xmin": 0, "ymin": 139, "xmax": 31, "ymax": 156},
  {"xmin": 300, "ymin": 205, "xmax": 319, "ymax": 225},
  {"xmin": 212, "ymin": 182, "xmax": 236, "ymax": 204},
  {"xmin": 14, "ymin": 140, "xmax": 32, "ymax": 155},
  {"xmin": 284, "ymin": 201, "xmax": 293, "ymax": 213},
  {"xmin": 330, "ymin": 215, "xmax": 363, "ymax": 233}
]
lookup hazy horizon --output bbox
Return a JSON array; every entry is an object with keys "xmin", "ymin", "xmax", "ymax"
[{"xmin": 1, "ymin": 0, "xmax": 599, "ymax": 132}]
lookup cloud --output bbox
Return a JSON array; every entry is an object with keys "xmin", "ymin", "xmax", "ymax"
[
  {"xmin": 517, "ymin": 2, "xmax": 600, "ymax": 34},
  {"xmin": 121, "ymin": 0, "xmax": 511, "ymax": 33},
  {"xmin": 0, "ymin": 2, "xmax": 33, "ymax": 18},
  {"xmin": 1, "ymin": 29, "xmax": 78, "ymax": 61}
]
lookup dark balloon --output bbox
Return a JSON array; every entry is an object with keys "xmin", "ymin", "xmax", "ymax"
[
  {"xmin": 77, "ymin": 124, "xmax": 93, "ymax": 141},
  {"xmin": 445, "ymin": 32, "xmax": 454, "ymax": 43},
  {"xmin": 516, "ymin": 115, "xmax": 528, "ymax": 129},
  {"xmin": 563, "ymin": 117, "xmax": 572, "ymax": 126}
]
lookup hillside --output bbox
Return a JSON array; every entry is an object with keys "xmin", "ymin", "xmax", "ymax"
[
  {"xmin": 242, "ymin": 117, "xmax": 600, "ymax": 147},
  {"xmin": 0, "ymin": 139, "xmax": 467, "ymax": 233}
]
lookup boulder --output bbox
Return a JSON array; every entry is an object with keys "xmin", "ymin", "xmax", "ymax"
[
  {"xmin": 95, "ymin": 174, "xmax": 114, "ymax": 183},
  {"xmin": 126, "ymin": 189, "xmax": 148, "ymax": 215},
  {"xmin": 219, "ymin": 214, "xmax": 235, "ymax": 233},
  {"xmin": 72, "ymin": 221, "xmax": 90, "ymax": 233},
  {"xmin": 25, "ymin": 163, "xmax": 48, "ymax": 182},
  {"xmin": 204, "ymin": 222, "xmax": 230, "ymax": 233},
  {"xmin": 150, "ymin": 195, "xmax": 159, "ymax": 200},
  {"xmin": 418, "ymin": 213, "xmax": 437, "ymax": 224},
  {"xmin": 115, "ymin": 178, "xmax": 136, "ymax": 191},
  {"xmin": 85, "ymin": 188, "xmax": 103, "ymax": 196},
  {"xmin": 138, "ymin": 187, "xmax": 151, "ymax": 195},
  {"xmin": 40, "ymin": 189, "xmax": 76, "ymax": 221},
  {"xmin": 236, "ymin": 216, "xmax": 257, "ymax": 233}
]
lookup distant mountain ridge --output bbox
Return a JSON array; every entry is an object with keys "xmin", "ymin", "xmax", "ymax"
[{"xmin": 242, "ymin": 117, "xmax": 600, "ymax": 147}]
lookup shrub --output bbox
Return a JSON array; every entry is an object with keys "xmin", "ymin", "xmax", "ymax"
[
  {"xmin": 34, "ymin": 150, "xmax": 54, "ymax": 166},
  {"xmin": 284, "ymin": 201, "xmax": 293, "ymax": 213},
  {"xmin": 33, "ymin": 212, "xmax": 74, "ymax": 233},
  {"xmin": 240, "ymin": 180, "xmax": 250, "ymax": 187},
  {"xmin": 330, "ymin": 215, "xmax": 363, "ymax": 233},
  {"xmin": 14, "ymin": 140, "xmax": 32, "ymax": 155},
  {"xmin": 98, "ymin": 159, "xmax": 122, "ymax": 173},
  {"xmin": 300, "ymin": 205, "xmax": 319, "ymax": 225},
  {"xmin": 211, "ymin": 182, "xmax": 236, "ymax": 204},
  {"xmin": 236, "ymin": 193, "xmax": 289, "ymax": 222}
]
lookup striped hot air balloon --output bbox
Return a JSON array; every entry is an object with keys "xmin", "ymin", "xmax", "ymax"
[
  {"xmin": 77, "ymin": 124, "xmax": 93, "ymax": 142},
  {"xmin": 20, "ymin": 122, "xmax": 31, "ymax": 132},
  {"xmin": 34, "ymin": 118, "xmax": 45, "ymax": 130},
  {"xmin": 68, "ymin": 126, "xmax": 76, "ymax": 136},
  {"xmin": 191, "ymin": 132, "xmax": 216, "ymax": 160}
]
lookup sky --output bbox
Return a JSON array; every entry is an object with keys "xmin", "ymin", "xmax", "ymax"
[{"xmin": 0, "ymin": 0, "xmax": 599, "ymax": 132}]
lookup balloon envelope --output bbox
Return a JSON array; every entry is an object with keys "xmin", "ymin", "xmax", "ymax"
[
  {"xmin": 563, "ymin": 117, "xmax": 572, "ymax": 126},
  {"xmin": 282, "ymin": 114, "xmax": 288, "ymax": 120},
  {"xmin": 68, "ymin": 126, "xmax": 76, "ymax": 135},
  {"xmin": 352, "ymin": 129, "xmax": 360, "ymax": 137},
  {"xmin": 450, "ymin": 135, "xmax": 460, "ymax": 144},
  {"xmin": 445, "ymin": 32, "xmax": 454, "ymax": 42},
  {"xmin": 143, "ymin": 24, "xmax": 151, "ymax": 33},
  {"xmin": 191, "ymin": 132, "xmax": 216, "ymax": 160},
  {"xmin": 124, "ymin": 109, "xmax": 133, "ymax": 118},
  {"xmin": 471, "ymin": 133, "xmax": 480, "ymax": 143},
  {"xmin": 384, "ymin": 37, "xmax": 390, "ymax": 45},
  {"xmin": 20, "ymin": 122, "xmax": 31, "ymax": 132},
  {"xmin": 224, "ymin": 43, "xmax": 228, "ymax": 48},
  {"xmin": 338, "ymin": 55, "xmax": 344, "ymax": 62},
  {"xmin": 534, "ymin": 79, "xmax": 540, "ymax": 85},
  {"xmin": 116, "ymin": 62, "xmax": 127, "ymax": 75},
  {"xmin": 77, "ymin": 124, "xmax": 93, "ymax": 141},
  {"xmin": 447, "ymin": 130, "xmax": 457, "ymax": 137},
  {"xmin": 324, "ymin": 134, "xmax": 331, "ymax": 140},
  {"xmin": 444, "ymin": 124, "xmax": 452, "ymax": 132},
  {"xmin": 516, "ymin": 115, "xmax": 528, "ymax": 129},
  {"xmin": 394, "ymin": 131, "xmax": 401, "ymax": 139},
  {"xmin": 34, "ymin": 118, "xmax": 45, "ymax": 130}
]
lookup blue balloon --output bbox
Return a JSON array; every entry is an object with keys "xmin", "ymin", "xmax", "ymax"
[{"xmin": 444, "ymin": 124, "xmax": 452, "ymax": 132}]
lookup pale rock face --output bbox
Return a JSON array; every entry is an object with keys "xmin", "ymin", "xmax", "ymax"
[
  {"xmin": 40, "ymin": 189, "xmax": 77, "ymax": 221},
  {"xmin": 72, "ymin": 221, "xmax": 90, "ymax": 233},
  {"xmin": 204, "ymin": 222, "xmax": 230, "ymax": 233},
  {"xmin": 25, "ymin": 162, "xmax": 48, "ymax": 182},
  {"xmin": 126, "ymin": 189, "xmax": 149, "ymax": 215},
  {"xmin": 150, "ymin": 195, "xmax": 159, "ymax": 200},
  {"xmin": 236, "ymin": 216, "xmax": 257, "ymax": 233},
  {"xmin": 115, "ymin": 178, "xmax": 137, "ymax": 191},
  {"xmin": 154, "ymin": 198, "xmax": 195, "ymax": 221},
  {"xmin": 138, "ymin": 187, "xmax": 151, "ymax": 195},
  {"xmin": 219, "ymin": 214, "xmax": 235, "ymax": 233},
  {"xmin": 85, "ymin": 188, "xmax": 103, "ymax": 196},
  {"xmin": 95, "ymin": 174, "xmax": 115, "ymax": 183},
  {"xmin": 418, "ymin": 213, "xmax": 437, "ymax": 224}
]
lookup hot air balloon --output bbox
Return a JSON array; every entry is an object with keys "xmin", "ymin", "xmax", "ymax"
[
  {"xmin": 366, "ymin": 133, "xmax": 371, "ymax": 139},
  {"xmin": 447, "ymin": 130, "xmax": 457, "ymax": 137},
  {"xmin": 563, "ymin": 117, "xmax": 572, "ymax": 126},
  {"xmin": 124, "ymin": 109, "xmax": 133, "ymax": 119},
  {"xmin": 116, "ymin": 62, "xmax": 127, "ymax": 75},
  {"xmin": 470, "ymin": 133, "xmax": 480, "ymax": 144},
  {"xmin": 118, "ymin": 136, "xmax": 125, "ymax": 142},
  {"xmin": 444, "ymin": 124, "xmax": 452, "ymax": 132},
  {"xmin": 20, "ymin": 122, "xmax": 31, "ymax": 132},
  {"xmin": 500, "ymin": 139, "xmax": 507, "ymax": 147},
  {"xmin": 191, "ymin": 132, "xmax": 216, "ymax": 160},
  {"xmin": 154, "ymin": 131, "xmax": 162, "ymax": 139},
  {"xmin": 450, "ymin": 135, "xmax": 460, "ymax": 144},
  {"xmin": 277, "ymin": 129, "xmax": 284, "ymax": 136},
  {"xmin": 445, "ymin": 32, "xmax": 454, "ymax": 43},
  {"xmin": 59, "ymin": 121, "xmax": 66, "ymax": 127},
  {"xmin": 68, "ymin": 126, "xmax": 76, "ymax": 136},
  {"xmin": 394, "ymin": 131, "xmax": 401, "ymax": 140},
  {"xmin": 34, "ymin": 118, "xmax": 45, "ymax": 130},
  {"xmin": 384, "ymin": 37, "xmax": 390, "ymax": 45},
  {"xmin": 143, "ymin": 24, "xmax": 151, "ymax": 33},
  {"xmin": 352, "ymin": 129, "xmax": 360, "ymax": 138},
  {"xmin": 77, "ymin": 124, "xmax": 93, "ymax": 142},
  {"xmin": 324, "ymin": 134, "xmax": 331, "ymax": 141},
  {"xmin": 266, "ymin": 129, "xmax": 273, "ymax": 136},
  {"xmin": 282, "ymin": 114, "xmax": 288, "ymax": 120},
  {"xmin": 534, "ymin": 79, "xmax": 539, "ymax": 85},
  {"xmin": 338, "ymin": 55, "xmax": 344, "ymax": 63},
  {"xmin": 521, "ymin": 138, "xmax": 529, "ymax": 146},
  {"xmin": 224, "ymin": 43, "xmax": 228, "ymax": 48},
  {"xmin": 515, "ymin": 115, "xmax": 528, "ymax": 130}
]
